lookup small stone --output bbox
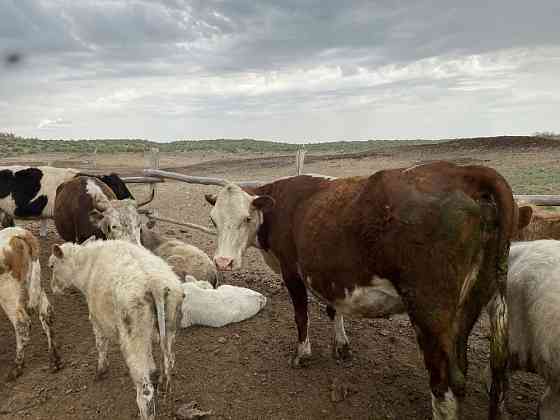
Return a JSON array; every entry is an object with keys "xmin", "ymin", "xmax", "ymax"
[
  {"xmin": 217, "ymin": 337, "xmax": 227, "ymax": 344},
  {"xmin": 176, "ymin": 401, "xmax": 212, "ymax": 419}
]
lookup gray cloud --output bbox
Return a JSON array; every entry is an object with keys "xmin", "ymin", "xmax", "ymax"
[{"xmin": 1, "ymin": 0, "xmax": 559, "ymax": 141}]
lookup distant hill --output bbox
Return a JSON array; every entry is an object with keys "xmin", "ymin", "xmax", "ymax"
[
  {"xmin": 402, "ymin": 135, "xmax": 560, "ymax": 152},
  {"xmin": 1, "ymin": 133, "xmax": 557, "ymax": 158},
  {"xmin": 0, "ymin": 133, "xmax": 436, "ymax": 157}
]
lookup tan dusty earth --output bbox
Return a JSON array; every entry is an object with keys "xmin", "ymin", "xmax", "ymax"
[{"xmin": 2, "ymin": 139, "xmax": 558, "ymax": 419}]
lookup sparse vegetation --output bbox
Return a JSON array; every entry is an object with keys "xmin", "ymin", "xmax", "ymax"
[{"xmin": 0, "ymin": 132, "xmax": 436, "ymax": 157}]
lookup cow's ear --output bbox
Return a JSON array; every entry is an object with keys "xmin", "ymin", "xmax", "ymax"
[
  {"xmin": 89, "ymin": 209, "xmax": 104, "ymax": 225},
  {"xmin": 205, "ymin": 194, "xmax": 217, "ymax": 206},
  {"xmin": 252, "ymin": 195, "xmax": 275, "ymax": 212},
  {"xmin": 518, "ymin": 206, "xmax": 533, "ymax": 230},
  {"xmin": 52, "ymin": 244, "xmax": 64, "ymax": 259}
]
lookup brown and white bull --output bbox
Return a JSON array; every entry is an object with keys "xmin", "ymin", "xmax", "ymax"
[
  {"xmin": 204, "ymin": 161, "xmax": 522, "ymax": 419},
  {"xmin": 54, "ymin": 176, "xmax": 153, "ymax": 244},
  {"xmin": 0, "ymin": 227, "xmax": 61, "ymax": 380}
]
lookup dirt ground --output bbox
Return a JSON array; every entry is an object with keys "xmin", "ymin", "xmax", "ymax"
[{"xmin": 1, "ymin": 140, "xmax": 556, "ymax": 419}]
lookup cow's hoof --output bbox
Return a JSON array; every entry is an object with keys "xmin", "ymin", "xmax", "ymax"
[
  {"xmin": 290, "ymin": 353, "xmax": 311, "ymax": 369},
  {"xmin": 49, "ymin": 352, "xmax": 63, "ymax": 372},
  {"xmin": 6, "ymin": 365, "xmax": 23, "ymax": 382},
  {"xmin": 95, "ymin": 367, "xmax": 109, "ymax": 381},
  {"xmin": 333, "ymin": 342, "xmax": 352, "ymax": 363}
]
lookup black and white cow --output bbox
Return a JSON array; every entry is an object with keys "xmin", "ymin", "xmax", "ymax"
[{"xmin": 0, "ymin": 166, "xmax": 134, "ymax": 236}]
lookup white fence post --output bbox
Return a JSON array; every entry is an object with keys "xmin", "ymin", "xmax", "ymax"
[
  {"xmin": 92, "ymin": 147, "xmax": 97, "ymax": 169},
  {"xmin": 296, "ymin": 146, "xmax": 306, "ymax": 175}
]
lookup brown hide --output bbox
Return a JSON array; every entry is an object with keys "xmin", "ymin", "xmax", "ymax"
[
  {"xmin": 54, "ymin": 176, "xmax": 117, "ymax": 243},
  {"xmin": 1, "ymin": 231, "xmax": 39, "ymax": 283},
  {"xmin": 248, "ymin": 161, "xmax": 516, "ymax": 398},
  {"xmin": 513, "ymin": 204, "xmax": 560, "ymax": 241}
]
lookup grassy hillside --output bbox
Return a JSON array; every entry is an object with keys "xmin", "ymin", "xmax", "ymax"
[{"xmin": 0, "ymin": 133, "xmax": 435, "ymax": 157}]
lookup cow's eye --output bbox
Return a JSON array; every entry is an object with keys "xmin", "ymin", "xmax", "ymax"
[{"xmin": 245, "ymin": 216, "xmax": 252, "ymax": 223}]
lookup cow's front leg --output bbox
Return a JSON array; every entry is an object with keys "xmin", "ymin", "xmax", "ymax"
[{"xmin": 284, "ymin": 273, "xmax": 311, "ymax": 368}]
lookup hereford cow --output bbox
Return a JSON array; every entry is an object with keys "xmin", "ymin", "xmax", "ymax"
[
  {"xmin": 0, "ymin": 227, "xmax": 61, "ymax": 380},
  {"xmin": 488, "ymin": 240, "xmax": 560, "ymax": 419},
  {"xmin": 204, "ymin": 161, "xmax": 522, "ymax": 419},
  {"xmin": 141, "ymin": 219, "xmax": 220, "ymax": 287},
  {"xmin": 54, "ymin": 176, "xmax": 153, "ymax": 244},
  {"xmin": 49, "ymin": 239, "xmax": 184, "ymax": 420}
]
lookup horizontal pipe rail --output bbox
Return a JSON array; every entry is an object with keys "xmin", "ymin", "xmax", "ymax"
[
  {"xmin": 146, "ymin": 214, "xmax": 217, "ymax": 236},
  {"xmin": 122, "ymin": 176, "xmax": 165, "ymax": 184},
  {"xmin": 514, "ymin": 195, "xmax": 560, "ymax": 206}
]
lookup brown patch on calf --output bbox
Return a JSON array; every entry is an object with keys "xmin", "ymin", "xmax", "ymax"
[{"xmin": 2, "ymin": 232, "xmax": 39, "ymax": 284}]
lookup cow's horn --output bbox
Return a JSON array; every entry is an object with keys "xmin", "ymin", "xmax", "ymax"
[{"xmin": 136, "ymin": 187, "xmax": 155, "ymax": 208}]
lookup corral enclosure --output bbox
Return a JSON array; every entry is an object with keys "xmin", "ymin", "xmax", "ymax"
[{"xmin": 1, "ymin": 136, "xmax": 559, "ymax": 419}]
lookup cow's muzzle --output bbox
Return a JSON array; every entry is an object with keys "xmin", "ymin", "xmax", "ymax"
[{"xmin": 214, "ymin": 256, "xmax": 234, "ymax": 271}]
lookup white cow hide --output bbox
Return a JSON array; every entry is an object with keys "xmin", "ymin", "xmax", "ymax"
[{"xmin": 181, "ymin": 276, "xmax": 267, "ymax": 328}]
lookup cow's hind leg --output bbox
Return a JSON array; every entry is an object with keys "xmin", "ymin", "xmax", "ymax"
[
  {"xmin": 332, "ymin": 311, "xmax": 351, "ymax": 362},
  {"xmin": 38, "ymin": 291, "xmax": 62, "ymax": 371},
  {"xmin": 119, "ymin": 305, "xmax": 159, "ymax": 420},
  {"xmin": 92, "ymin": 319, "xmax": 110, "ymax": 380},
  {"xmin": 0, "ymin": 279, "xmax": 31, "ymax": 381},
  {"xmin": 284, "ymin": 272, "xmax": 311, "ymax": 368}
]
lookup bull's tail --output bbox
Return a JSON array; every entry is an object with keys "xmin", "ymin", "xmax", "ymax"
[
  {"xmin": 151, "ymin": 285, "xmax": 170, "ymax": 342},
  {"xmin": 466, "ymin": 166, "xmax": 516, "ymax": 419}
]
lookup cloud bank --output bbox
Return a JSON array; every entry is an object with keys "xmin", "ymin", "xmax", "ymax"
[{"xmin": 1, "ymin": 0, "xmax": 559, "ymax": 141}]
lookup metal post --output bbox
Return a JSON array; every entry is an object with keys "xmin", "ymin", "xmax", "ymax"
[{"xmin": 296, "ymin": 145, "xmax": 306, "ymax": 175}]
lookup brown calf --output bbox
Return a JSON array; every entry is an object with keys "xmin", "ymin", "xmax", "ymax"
[
  {"xmin": 205, "ymin": 161, "xmax": 522, "ymax": 419},
  {"xmin": 54, "ymin": 176, "xmax": 152, "ymax": 244}
]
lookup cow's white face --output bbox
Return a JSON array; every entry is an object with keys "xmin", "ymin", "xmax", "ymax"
[
  {"xmin": 206, "ymin": 184, "xmax": 274, "ymax": 271},
  {"xmin": 89, "ymin": 199, "xmax": 142, "ymax": 245},
  {"xmin": 49, "ymin": 243, "xmax": 77, "ymax": 294}
]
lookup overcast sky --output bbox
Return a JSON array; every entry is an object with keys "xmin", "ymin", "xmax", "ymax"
[{"xmin": 1, "ymin": 0, "xmax": 559, "ymax": 142}]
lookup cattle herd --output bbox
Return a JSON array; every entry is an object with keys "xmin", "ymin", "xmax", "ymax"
[{"xmin": 1, "ymin": 161, "xmax": 560, "ymax": 419}]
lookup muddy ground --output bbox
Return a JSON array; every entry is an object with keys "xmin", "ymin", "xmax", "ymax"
[{"xmin": 1, "ymin": 139, "xmax": 556, "ymax": 419}]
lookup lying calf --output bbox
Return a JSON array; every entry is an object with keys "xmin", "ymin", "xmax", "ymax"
[
  {"xmin": 141, "ymin": 220, "xmax": 220, "ymax": 287},
  {"xmin": 181, "ymin": 276, "xmax": 267, "ymax": 328},
  {"xmin": 49, "ymin": 239, "xmax": 184, "ymax": 420},
  {"xmin": 488, "ymin": 240, "xmax": 560, "ymax": 419},
  {"xmin": 0, "ymin": 227, "xmax": 61, "ymax": 380}
]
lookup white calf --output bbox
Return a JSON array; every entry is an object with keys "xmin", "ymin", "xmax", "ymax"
[
  {"xmin": 181, "ymin": 276, "xmax": 267, "ymax": 328},
  {"xmin": 141, "ymin": 220, "xmax": 220, "ymax": 287},
  {"xmin": 0, "ymin": 227, "xmax": 61, "ymax": 380},
  {"xmin": 488, "ymin": 240, "xmax": 560, "ymax": 419},
  {"xmin": 49, "ymin": 239, "xmax": 184, "ymax": 420}
]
